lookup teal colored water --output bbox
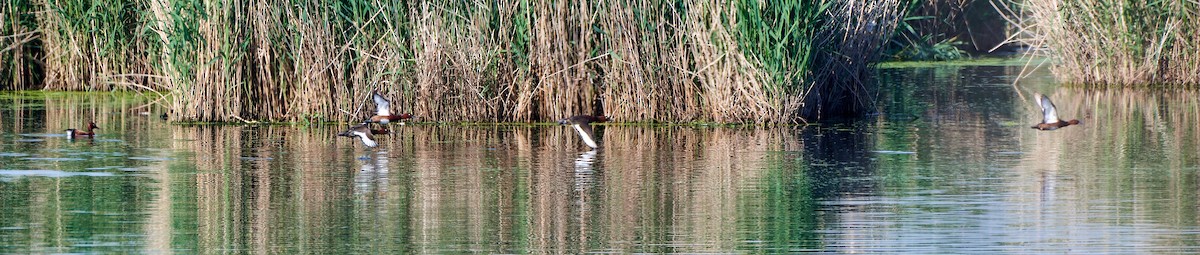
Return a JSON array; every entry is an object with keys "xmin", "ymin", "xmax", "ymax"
[{"xmin": 1, "ymin": 65, "xmax": 1198, "ymax": 253}]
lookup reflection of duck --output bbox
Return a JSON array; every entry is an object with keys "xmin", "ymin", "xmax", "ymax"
[
  {"xmin": 355, "ymin": 150, "xmax": 390, "ymax": 197},
  {"xmin": 558, "ymin": 115, "xmax": 607, "ymax": 149},
  {"xmin": 338, "ymin": 123, "xmax": 378, "ymax": 147},
  {"xmin": 369, "ymin": 90, "xmax": 413, "ymax": 125},
  {"xmin": 574, "ymin": 150, "xmax": 597, "ymax": 191},
  {"xmin": 1031, "ymin": 93, "xmax": 1080, "ymax": 131},
  {"xmin": 66, "ymin": 122, "xmax": 99, "ymax": 139},
  {"xmin": 370, "ymin": 126, "xmax": 391, "ymax": 135}
]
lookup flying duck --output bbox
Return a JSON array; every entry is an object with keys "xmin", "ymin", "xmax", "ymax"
[
  {"xmin": 338, "ymin": 123, "xmax": 378, "ymax": 148},
  {"xmin": 1031, "ymin": 93, "xmax": 1080, "ymax": 130},
  {"xmin": 65, "ymin": 122, "xmax": 99, "ymax": 139},
  {"xmin": 559, "ymin": 115, "xmax": 607, "ymax": 149},
  {"xmin": 370, "ymin": 90, "xmax": 413, "ymax": 125}
]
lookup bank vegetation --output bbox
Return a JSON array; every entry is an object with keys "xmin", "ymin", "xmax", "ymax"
[{"xmin": 1, "ymin": 0, "xmax": 906, "ymax": 123}]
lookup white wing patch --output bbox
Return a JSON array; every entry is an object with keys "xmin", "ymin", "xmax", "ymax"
[
  {"xmin": 1038, "ymin": 95, "xmax": 1061, "ymax": 124},
  {"xmin": 353, "ymin": 131, "xmax": 377, "ymax": 147},
  {"xmin": 373, "ymin": 93, "xmax": 391, "ymax": 117},
  {"xmin": 572, "ymin": 124, "xmax": 599, "ymax": 148}
]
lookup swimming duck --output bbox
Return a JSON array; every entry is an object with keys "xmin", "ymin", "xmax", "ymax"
[
  {"xmin": 559, "ymin": 115, "xmax": 607, "ymax": 149},
  {"xmin": 338, "ymin": 123, "xmax": 378, "ymax": 148},
  {"xmin": 65, "ymin": 122, "xmax": 99, "ymax": 138},
  {"xmin": 1031, "ymin": 93, "xmax": 1080, "ymax": 130},
  {"xmin": 370, "ymin": 90, "xmax": 413, "ymax": 125}
]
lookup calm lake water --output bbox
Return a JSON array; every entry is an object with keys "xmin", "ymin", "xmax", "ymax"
[{"xmin": 2, "ymin": 64, "xmax": 1199, "ymax": 254}]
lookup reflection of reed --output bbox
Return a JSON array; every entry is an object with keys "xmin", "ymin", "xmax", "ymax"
[
  {"xmin": 161, "ymin": 123, "xmax": 802, "ymax": 253},
  {"xmin": 177, "ymin": 125, "xmax": 246, "ymax": 251},
  {"xmin": 1044, "ymin": 89, "xmax": 1200, "ymax": 170},
  {"xmin": 1013, "ymin": 89, "xmax": 1200, "ymax": 250},
  {"xmin": 178, "ymin": 124, "xmax": 363, "ymax": 253},
  {"xmin": 594, "ymin": 125, "xmax": 657, "ymax": 250},
  {"xmin": 144, "ymin": 147, "xmax": 175, "ymax": 254},
  {"xmin": 406, "ymin": 125, "xmax": 497, "ymax": 253},
  {"xmin": 529, "ymin": 126, "xmax": 579, "ymax": 253},
  {"xmin": 1, "ymin": 93, "xmax": 175, "ymax": 253},
  {"xmin": 596, "ymin": 127, "xmax": 798, "ymax": 253},
  {"xmin": 41, "ymin": 93, "xmax": 155, "ymax": 137}
]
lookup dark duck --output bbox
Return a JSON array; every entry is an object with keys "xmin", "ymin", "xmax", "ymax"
[
  {"xmin": 338, "ymin": 123, "xmax": 378, "ymax": 148},
  {"xmin": 1031, "ymin": 93, "xmax": 1080, "ymax": 131},
  {"xmin": 559, "ymin": 115, "xmax": 607, "ymax": 149}
]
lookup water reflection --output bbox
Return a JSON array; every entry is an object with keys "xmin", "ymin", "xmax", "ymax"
[{"xmin": 3, "ymin": 70, "xmax": 1200, "ymax": 253}]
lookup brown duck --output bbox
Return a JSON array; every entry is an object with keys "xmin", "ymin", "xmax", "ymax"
[
  {"xmin": 65, "ymin": 122, "xmax": 100, "ymax": 139},
  {"xmin": 1031, "ymin": 93, "xmax": 1080, "ymax": 131},
  {"xmin": 369, "ymin": 90, "xmax": 413, "ymax": 125}
]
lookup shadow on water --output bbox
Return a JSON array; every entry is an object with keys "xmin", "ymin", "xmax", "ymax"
[{"xmin": 2, "ymin": 67, "xmax": 1200, "ymax": 253}]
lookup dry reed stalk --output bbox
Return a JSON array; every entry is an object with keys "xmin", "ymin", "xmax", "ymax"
[
  {"xmin": 247, "ymin": 0, "xmax": 291, "ymax": 121},
  {"xmin": 36, "ymin": 0, "xmax": 83, "ymax": 91},
  {"xmin": 998, "ymin": 0, "xmax": 1200, "ymax": 86},
  {"xmin": 595, "ymin": 1, "xmax": 657, "ymax": 121},
  {"xmin": 36, "ymin": 0, "xmax": 155, "ymax": 91},
  {"xmin": 344, "ymin": 2, "xmax": 413, "ymax": 123},
  {"xmin": 529, "ymin": 0, "xmax": 597, "ymax": 121},
  {"xmin": 184, "ymin": 1, "xmax": 241, "ymax": 121},
  {"xmin": 408, "ymin": 1, "xmax": 519, "ymax": 122},
  {"xmin": 6, "ymin": 0, "xmax": 905, "ymax": 123},
  {"xmin": 687, "ymin": 0, "xmax": 778, "ymax": 123},
  {"xmin": 286, "ymin": 3, "xmax": 344, "ymax": 122},
  {"xmin": 412, "ymin": 2, "xmax": 449, "ymax": 120}
]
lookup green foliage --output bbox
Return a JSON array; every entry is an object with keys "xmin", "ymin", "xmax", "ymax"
[
  {"xmin": 0, "ymin": 0, "xmax": 41, "ymax": 89},
  {"xmin": 883, "ymin": 1, "xmax": 967, "ymax": 61},
  {"xmin": 734, "ymin": 0, "xmax": 830, "ymax": 93}
]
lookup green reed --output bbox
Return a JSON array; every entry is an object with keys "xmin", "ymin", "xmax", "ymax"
[
  {"xmin": 1, "ymin": 0, "xmax": 40, "ymax": 90},
  {"xmin": 1, "ymin": 0, "xmax": 906, "ymax": 123}
]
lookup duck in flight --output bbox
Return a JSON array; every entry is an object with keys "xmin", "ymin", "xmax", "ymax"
[
  {"xmin": 370, "ymin": 90, "xmax": 413, "ymax": 126},
  {"xmin": 65, "ymin": 122, "xmax": 99, "ymax": 139},
  {"xmin": 559, "ymin": 115, "xmax": 607, "ymax": 149},
  {"xmin": 1031, "ymin": 93, "xmax": 1080, "ymax": 131},
  {"xmin": 338, "ymin": 123, "xmax": 378, "ymax": 148}
]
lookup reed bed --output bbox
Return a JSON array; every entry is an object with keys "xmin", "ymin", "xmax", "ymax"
[
  {"xmin": 2, "ymin": 0, "xmax": 906, "ymax": 123},
  {"xmin": 0, "ymin": 0, "xmax": 39, "ymax": 90},
  {"xmin": 37, "ymin": 0, "xmax": 156, "ymax": 91},
  {"xmin": 999, "ymin": 0, "xmax": 1200, "ymax": 86}
]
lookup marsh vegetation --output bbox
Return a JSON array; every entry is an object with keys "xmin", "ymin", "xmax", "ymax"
[{"xmin": 1, "ymin": 0, "xmax": 910, "ymax": 123}]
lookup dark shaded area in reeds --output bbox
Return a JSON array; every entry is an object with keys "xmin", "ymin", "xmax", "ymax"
[
  {"xmin": 999, "ymin": 0, "xmax": 1200, "ymax": 86},
  {"xmin": 0, "ymin": 0, "xmax": 906, "ymax": 123},
  {"xmin": 883, "ymin": 0, "xmax": 1015, "ymax": 61}
]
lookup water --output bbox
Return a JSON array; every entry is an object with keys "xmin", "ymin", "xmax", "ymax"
[{"xmin": 2, "ymin": 65, "xmax": 1199, "ymax": 254}]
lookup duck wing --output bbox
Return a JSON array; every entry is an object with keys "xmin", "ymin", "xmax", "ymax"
[
  {"xmin": 373, "ymin": 92, "xmax": 391, "ymax": 116},
  {"xmin": 570, "ymin": 123, "xmax": 599, "ymax": 149},
  {"xmin": 1036, "ymin": 94, "xmax": 1061, "ymax": 124},
  {"xmin": 342, "ymin": 123, "xmax": 377, "ymax": 147}
]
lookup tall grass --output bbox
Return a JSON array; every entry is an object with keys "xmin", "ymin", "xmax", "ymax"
[
  {"xmin": 0, "ymin": 0, "xmax": 40, "ymax": 90},
  {"xmin": 999, "ymin": 0, "xmax": 1200, "ymax": 86},
  {"xmin": 2, "ymin": 0, "xmax": 906, "ymax": 123},
  {"xmin": 39, "ymin": 0, "xmax": 155, "ymax": 91}
]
